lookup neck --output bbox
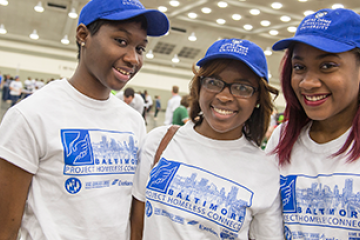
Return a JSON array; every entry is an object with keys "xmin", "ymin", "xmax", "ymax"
[
  {"xmin": 310, "ymin": 111, "xmax": 357, "ymax": 144},
  {"xmin": 69, "ymin": 65, "xmax": 110, "ymax": 101}
]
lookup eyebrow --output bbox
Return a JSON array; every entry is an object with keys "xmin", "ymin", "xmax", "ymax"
[
  {"xmin": 114, "ymin": 27, "xmax": 148, "ymax": 43},
  {"xmin": 292, "ymin": 52, "xmax": 341, "ymax": 61}
]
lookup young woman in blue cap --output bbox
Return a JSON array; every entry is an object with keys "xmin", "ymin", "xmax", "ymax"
[
  {"xmin": 0, "ymin": 0, "xmax": 168, "ymax": 239},
  {"xmin": 266, "ymin": 8, "xmax": 360, "ymax": 240},
  {"xmin": 131, "ymin": 39, "xmax": 284, "ymax": 240}
]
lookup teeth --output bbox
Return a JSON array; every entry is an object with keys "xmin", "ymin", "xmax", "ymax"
[
  {"xmin": 305, "ymin": 95, "xmax": 327, "ymax": 101},
  {"xmin": 213, "ymin": 107, "xmax": 234, "ymax": 115},
  {"xmin": 116, "ymin": 68, "xmax": 130, "ymax": 75}
]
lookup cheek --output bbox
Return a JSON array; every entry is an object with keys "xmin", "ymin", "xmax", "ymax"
[
  {"xmin": 136, "ymin": 56, "xmax": 144, "ymax": 70},
  {"xmin": 198, "ymin": 88, "xmax": 207, "ymax": 109}
]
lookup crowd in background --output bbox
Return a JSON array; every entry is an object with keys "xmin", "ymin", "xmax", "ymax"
[{"xmin": 0, "ymin": 73, "xmax": 53, "ymax": 106}]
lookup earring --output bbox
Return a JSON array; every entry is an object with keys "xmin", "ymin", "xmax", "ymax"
[
  {"xmin": 194, "ymin": 111, "xmax": 203, "ymax": 121},
  {"xmin": 81, "ymin": 42, "xmax": 85, "ymax": 47},
  {"xmin": 255, "ymin": 103, "xmax": 260, "ymax": 108}
]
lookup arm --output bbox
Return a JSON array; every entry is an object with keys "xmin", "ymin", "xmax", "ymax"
[
  {"xmin": 0, "ymin": 158, "xmax": 33, "ymax": 240},
  {"xmin": 130, "ymin": 197, "xmax": 145, "ymax": 240}
]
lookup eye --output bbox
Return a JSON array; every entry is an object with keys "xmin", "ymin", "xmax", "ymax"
[
  {"xmin": 208, "ymin": 78, "xmax": 223, "ymax": 87},
  {"xmin": 234, "ymin": 84, "xmax": 251, "ymax": 93},
  {"xmin": 137, "ymin": 46, "xmax": 146, "ymax": 54},
  {"xmin": 321, "ymin": 62, "xmax": 338, "ymax": 70},
  {"xmin": 115, "ymin": 38, "xmax": 127, "ymax": 46},
  {"xmin": 292, "ymin": 63, "xmax": 305, "ymax": 72}
]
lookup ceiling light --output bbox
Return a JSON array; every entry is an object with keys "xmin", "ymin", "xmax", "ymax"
[
  {"xmin": 188, "ymin": 32, "xmax": 197, "ymax": 41},
  {"xmin": 269, "ymin": 30, "xmax": 279, "ymax": 35},
  {"xmin": 332, "ymin": 4, "xmax": 344, "ymax": 9},
  {"xmin": 304, "ymin": 10, "xmax": 314, "ymax": 16},
  {"xmin": 298, "ymin": 0, "xmax": 307, "ymax": 2},
  {"xmin": 243, "ymin": 24, "xmax": 253, "ymax": 30},
  {"xmin": 0, "ymin": 24, "xmax": 7, "ymax": 34},
  {"xmin": 217, "ymin": 1, "xmax": 228, "ymax": 8},
  {"xmin": 260, "ymin": 20, "xmax": 271, "ymax": 27},
  {"xmin": 264, "ymin": 47, "xmax": 273, "ymax": 56},
  {"xmin": 201, "ymin": 7, "xmax": 211, "ymax": 14},
  {"xmin": 250, "ymin": 9, "xmax": 260, "ymax": 15},
  {"xmin": 146, "ymin": 50, "xmax": 154, "ymax": 59},
  {"xmin": 287, "ymin": 26, "xmax": 297, "ymax": 33},
  {"xmin": 280, "ymin": 15, "xmax": 291, "ymax": 22},
  {"xmin": 61, "ymin": 35, "xmax": 70, "ymax": 45},
  {"xmin": 30, "ymin": 29, "xmax": 39, "ymax": 40},
  {"xmin": 188, "ymin": 12, "xmax": 198, "ymax": 19},
  {"xmin": 158, "ymin": 6, "xmax": 167, "ymax": 12},
  {"xmin": 34, "ymin": 1, "xmax": 44, "ymax": 12},
  {"xmin": 232, "ymin": 14, "xmax": 241, "ymax": 20},
  {"xmin": 0, "ymin": 0, "xmax": 8, "ymax": 6},
  {"xmin": 172, "ymin": 54, "xmax": 180, "ymax": 63},
  {"xmin": 169, "ymin": 0, "xmax": 180, "ymax": 7},
  {"xmin": 68, "ymin": 7, "xmax": 78, "ymax": 19},
  {"xmin": 271, "ymin": 2, "xmax": 282, "ymax": 9},
  {"xmin": 216, "ymin": 19, "xmax": 226, "ymax": 25}
]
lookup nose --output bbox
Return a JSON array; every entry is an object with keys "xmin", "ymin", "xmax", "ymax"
[
  {"xmin": 123, "ymin": 47, "xmax": 142, "ymax": 67},
  {"xmin": 298, "ymin": 71, "xmax": 321, "ymax": 90},
  {"xmin": 216, "ymin": 85, "xmax": 234, "ymax": 102}
]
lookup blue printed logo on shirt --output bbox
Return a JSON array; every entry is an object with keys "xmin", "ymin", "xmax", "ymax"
[{"xmin": 61, "ymin": 129, "xmax": 139, "ymax": 175}]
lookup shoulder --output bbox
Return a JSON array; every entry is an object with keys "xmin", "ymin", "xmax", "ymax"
[{"xmin": 145, "ymin": 126, "xmax": 169, "ymax": 143}]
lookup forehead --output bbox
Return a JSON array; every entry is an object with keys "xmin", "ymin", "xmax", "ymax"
[{"xmin": 292, "ymin": 43, "xmax": 359, "ymax": 64}]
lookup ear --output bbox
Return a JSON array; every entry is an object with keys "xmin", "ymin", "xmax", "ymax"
[{"xmin": 76, "ymin": 23, "xmax": 89, "ymax": 45}]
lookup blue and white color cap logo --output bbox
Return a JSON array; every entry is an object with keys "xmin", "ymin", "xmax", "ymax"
[
  {"xmin": 196, "ymin": 38, "xmax": 269, "ymax": 81},
  {"xmin": 272, "ymin": 8, "xmax": 360, "ymax": 53}
]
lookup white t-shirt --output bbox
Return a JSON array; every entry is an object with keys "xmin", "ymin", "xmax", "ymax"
[
  {"xmin": 0, "ymin": 79, "xmax": 147, "ymax": 240},
  {"xmin": 145, "ymin": 95, "xmax": 153, "ymax": 109},
  {"xmin": 116, "ymin": 91, "xmax": 145, "ymax": 115},
  {"xmin": 9, "ymin": 80, "xmax": 23, "ymax": 96},
  {"xmin": 133, "ymin": 121, "xmax": 284, "ymax": 240},
  {"xmin": 164, "ymin": 94, "xmax": 181, "ymax": 125},
  {"xmin": 266, "ymin": 122, "xmax": 360, "ymax": 240}
]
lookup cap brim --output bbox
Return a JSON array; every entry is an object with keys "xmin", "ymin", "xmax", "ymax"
[
  {"xmin": 100, "ymin": 9, "xmax": 169, "ymax": 37},
  {"xmin": 272, "ymin": 34, "xmax": 356, "ymax": 53},
  {"xmin": 197, "ymin": 53, "xmax": 267, "ymax": 80}
]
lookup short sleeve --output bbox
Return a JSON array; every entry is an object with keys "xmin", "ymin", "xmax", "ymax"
[
  {"xmin": 0, "ymin": 107, "xmax": 40, "ymax": 173},
  {"xmin": 250, "ymin": 193, "xmax": 285, "ymax": 240},
  {"xmin": 180, "ymin": 107, "xmax": 189, "ymax": 122},
  {"xmin": 132, "ymin": 126, "xmax": 169, "ymax": 202},
  {"xmin": 265, "ymin": 124, "xmax": 282, "ymax": 154}
]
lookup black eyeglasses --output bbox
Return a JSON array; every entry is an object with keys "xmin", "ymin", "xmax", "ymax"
[{"xmin": 200, "ymin": 76, "xmax": 258, "ymax": 98}]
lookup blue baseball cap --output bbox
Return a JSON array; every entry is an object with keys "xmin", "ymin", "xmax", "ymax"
[
  {"xmin": 78, "ymin": 0, "xmax": 169, "ymax": 37},
  {"xmin": 197, "ymin": 39, "xmax": 269, "ymax": 81},
  {"xmin": 273, "ymin": 8, "xmax": 360, "ymax": 53}
]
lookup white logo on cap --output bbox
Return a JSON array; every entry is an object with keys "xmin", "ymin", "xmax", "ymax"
[
  {"xmin": 219, "ymin": 40, "xmax": 248, "ymax": 56},
  {"xmin": 315, "ymin": 11, "xmax": 328, "ymax": 18},
  {"xmin": 122, "ymin": 0, "xmax": 143, "ymax": 8},
  {"xmin": 300, "ymin": 11, "xmax": 331, "ymax": 31}
]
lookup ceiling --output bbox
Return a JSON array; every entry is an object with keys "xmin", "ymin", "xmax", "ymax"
[{"xmin": 0, "ymin": 0, "xmax": 359, "ymax": 86}]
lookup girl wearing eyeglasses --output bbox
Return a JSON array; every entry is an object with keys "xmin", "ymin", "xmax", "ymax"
[{"xmin": 131, "ymin": 39, "xmax": 284, "ymax": 240}]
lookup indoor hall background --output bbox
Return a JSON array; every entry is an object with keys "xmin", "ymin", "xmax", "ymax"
[{"xmin": 0, "ymin": 0, "xmax": 359, "ymax": 125}]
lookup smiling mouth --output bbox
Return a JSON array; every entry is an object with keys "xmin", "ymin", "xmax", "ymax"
[
  {"xmin": 115, "ymin": 67, "xmax": 131, "ymax": 76},
  {"xmin": 213, "ymin": 107, "xmax": 235, "ymax": 115},
  {"xmin": 304, "ymin": 94, "xmax": 328, "ymax": 102}
]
